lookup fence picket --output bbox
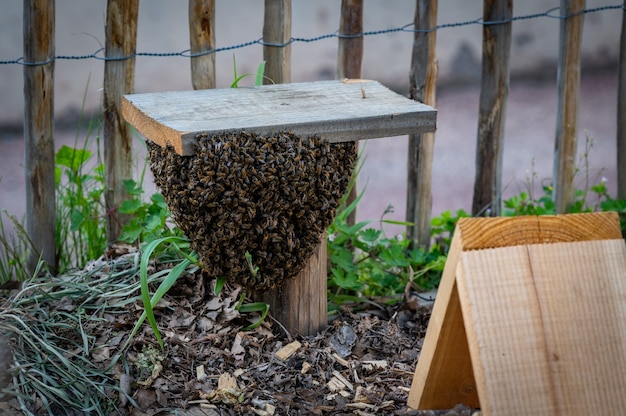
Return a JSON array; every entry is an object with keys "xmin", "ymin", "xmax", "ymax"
[
  {"xmin": 618, "ymin": 0, "xmax": 626, "ymax": 202},
  {"xmin": 338, "ymin": 0, "xmax": 364, "ymax": 226},
  {"xmin": 263, "ymin": 0, "xmax": 291, "ymax": 84},
  {"xmin": 407, "ymin": 0, "xmax": 438, "ymax": 248},
  {"xmin": 103, "ymin": 0, "xmax": 139, "ymax": 243},
  {"xmin": 189, "ymin": 0, "xmax": 216, "ymax": 90},
  {"xmin": 554, "ymin": 0, "xmax": 586, "ymax": 213},
  {"xmin": 472, "ymin": 0, "xmax": 513, "ymax": 217},
  {"xmin": 23, "ymin": 0, "xmax": 56, "ymax": 273}
]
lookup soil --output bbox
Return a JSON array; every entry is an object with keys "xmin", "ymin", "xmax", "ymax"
[{"xmin": 0, "ymin": 247, "xmax": 478, "ymax": 416}]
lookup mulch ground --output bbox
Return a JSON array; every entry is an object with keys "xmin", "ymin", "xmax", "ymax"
[{"xmin": 0, "ymin": 248, "xmax": 478, "ymax": 416}]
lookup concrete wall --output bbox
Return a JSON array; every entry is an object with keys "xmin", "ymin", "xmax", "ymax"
[{"xmin": 0, "ymin": 0, "xmax": 621, "ymax": 126}]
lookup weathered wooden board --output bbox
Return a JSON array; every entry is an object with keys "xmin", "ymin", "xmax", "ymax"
[
  {"xmin": 408, "ymin": 212, "xmax": 626, "ymax": 415},
  {"xmin": 123, "ymin": 79, "xmax": 437, "ymax": 155}
]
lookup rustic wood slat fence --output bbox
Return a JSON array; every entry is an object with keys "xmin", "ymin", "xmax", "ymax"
[
  {"xmin": 189, "ymin": 0, "xmax": 216, "ymax": 90},
  {"xmin": 407, "ymin": 0, "xmax": 438, "ymax": 248},
  {"xmin": 103, "ymin": 0, "xmax": 139, "ymax": 243},
  {"xmin": 22, "ymin": 1, "xmax": 625, "ymax": 269},
  {"xmin": 23, "ymin": 0, "xmax": 56, "ymax": 273},
  {"xmin": 338, "ymin": 0, "xmax": 364, "ymax": 227},
  {"xmin": 617, "ymin": 1, "xmax": 626, "ymax": 199},
  {"xmin": 554, "ymin": 0, "xmax": 586, "ymax": 214},
  {"xmin": 471, "ymin": 0, "xmax": 512, "ymax": 217}
]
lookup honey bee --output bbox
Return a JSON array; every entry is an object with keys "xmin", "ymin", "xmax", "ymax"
[{"xmin": 146, "ymin": 131, "xmax": 357, "ymax": 292}]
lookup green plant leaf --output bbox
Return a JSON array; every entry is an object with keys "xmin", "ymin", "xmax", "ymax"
[
  {"xmin": 69, "ymin": 210, "xmax": 85, "ymax": 232},
  {"xmin": 118, "ymin": 199, "xmax": 143, "ymax": 214},
  {"xmin": 55, "ymin": 145, "xmax": 91, "ymax": 171},
  {"xmin": 331, "ymin": 268, "xmax": 361, "ymax": 291},
  {"xmin": 213, "ymin": 277, "xmax": 226, "ymax": 296},
  {"xmin": 123, "ymin": 179, "xmax": 143, "ymax": 196},
  {"xmin": 240, "ymin": 302, "xmax": 270, "ymax": 331},
  {"xmin": 124, "ymin": 236, "xmax": 197, "ymax": 352},
  {"xmin": 359, "ymin": 228, "xmax": 382, "ymax": 243},
  {"xmin": 255, "ymin": 61, "xmax": 266, "ymax": 86}
]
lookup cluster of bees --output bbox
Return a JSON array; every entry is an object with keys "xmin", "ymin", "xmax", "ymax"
[{"xmin": 147, "ymin": 130, "xmax": 357, "ymax": 291}]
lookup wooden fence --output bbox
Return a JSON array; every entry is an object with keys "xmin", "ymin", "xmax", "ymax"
[{"xmin": 22, "ymin": 0, "xmax": 626, "ymax": 273}]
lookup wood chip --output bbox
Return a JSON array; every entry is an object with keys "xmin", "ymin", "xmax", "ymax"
[
  {"xmin": 327, "ymin": 376, "xmax": 346, "ymax": 393},
  {"xmin": 332, "ymin": 352, "xmax": 350, "ymax": 368},
  {"xmin": 275, "ymin": 340, "xmax": 301, "ymax": 360},
  {"xmin": 353, "ymin": 385, "xmax": 371, "ymax": 404},
  {"xmin": 332, "ymin": 370, "xmax": 354, "ymax": 391},
  {"xmin": 301, "ymin": 361, "xmax": 312, "ymax": 374},
  {"xmin": 361, "ymin": 360, "xmax": 387, "ymax": 372},
  {"xmin": 196, "ymin": 364, "xmax": 206, "ymax": 381},
  {"xmin": 217, "ymin": 372, "xmax": 238, "ymax": 390}
]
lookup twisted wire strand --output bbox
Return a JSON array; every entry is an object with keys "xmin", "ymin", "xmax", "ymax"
[{"xmin": 1, "ymin": 4, "xmax": 622, "ymax": 67}]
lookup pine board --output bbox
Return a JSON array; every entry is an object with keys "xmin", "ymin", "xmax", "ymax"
[
  {"xmin": 457, "ymin": 239, "xmax": 626, "ymax": 415},
  {"xmin": 408, "ymin": 212, "xmax": 626, "ymax": 415},
  {"xmin": 122, "ymin": 79, "xmax": 437, "ymax": 155}
]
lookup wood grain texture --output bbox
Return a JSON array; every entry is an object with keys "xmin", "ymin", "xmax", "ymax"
[
  {"xmin": 618, "ymin": 0, "xmax": 626, "ymax": 200},
  {"xmin": 122, "ymin": 80, "xmax": 437, "ymax": 156},
  {"xmin": 456, "ymin": 212, "xmax": 621, "ymax": 250},
  {"xmin": 408, "ymin": 212, "xmax": 625, "ymax": 413},
  {"xmin": 104, "ymin": 0, "xmax": 139, "ymax": 242},
  {"xmin": 24, "ymin": 0, "xmax": 56, "ymax": 272},
  {"xmin": 553, "ymin": 0, "xmax": 586, "ymax": 213},
  {"xmin": 189, "ymin": 0, "xmax": 216, "ymax": 90},
  {"xmin": 472, "ymin": 0, "xmax": 512, "ymax": 217},
  {"xmin": 406, "ymin": 0, "xmax": 438, "ymax": 249},
  {"xmin": 263, "ymin": 0, "xmax": 291, "ymax": 84},
  {"xmin": 457, "ymin": 240, "xmax": 626, "ymax": 415},
  {"xmin": 337, "ymin": 0, "xmax": 363, "ymax": 80},
  {"xmin": 407, "ymin": 232, "xmax": 480, "ymax": 410},
  {"xmin": 337, "ymin": 0, "xmax": 364, "ymax": 227},
  {"xmin": 260, "ymin": 234, "xmax": 327, "ymax": 336}
]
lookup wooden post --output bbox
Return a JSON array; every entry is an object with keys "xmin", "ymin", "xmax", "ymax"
[
  {"xmin": 189, "ymin": 0, "xmax": 216, "ymax": 90},
  {"xmin": 553, "ymin": 0, "xmax": 586, "ymax": 214},
  {"xmin": 337, "ymin": 0, "xmax": 363, "ymax": 81},
  {"xmin": 471, "ymin": 0, "xmax": 512, "ymax": 217},
  {"xmin": 23, "ymin": 0, "xmax": 56, "ymax": 273},
  {"xmin": 617, "ymin": 0, "xmax": 626, "ymax": 202},
  {"xmin": 103, "ymin": 0, "xmax": 139, "ymax": 243},
  {"xmin": 338, "ymin": 0, "xmax": 364, "ymax": 227},
  {"xmin": 406, "ymin": 0, "xmax": 438, "ymax": 248},
  {"xmin": 261, "ymin": 234, "xmax": 327, "ymax": 336},
  {"xmin": 263, "ymin": 0, "xmax": 291, "ymax": 84}
]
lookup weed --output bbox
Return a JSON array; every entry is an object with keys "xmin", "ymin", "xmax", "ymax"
[
  {"xmin": 0, "ymin": 211, "xmax": 32, "ymax": 285},
  {"xmin": 230, "ymin": 56, "xmax": 268, "ymax": 88}
]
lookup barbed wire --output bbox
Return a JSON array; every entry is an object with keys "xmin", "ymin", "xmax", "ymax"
[{"xmin": 1, "ymin": 4, "xmax": 623, "ymax": 67}]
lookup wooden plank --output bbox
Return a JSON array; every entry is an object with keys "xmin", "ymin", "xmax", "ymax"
[
  {"xmin": 526, "ymin": 241, "xmax": 626, "ymax": 413},
  {"xmin": 553, "ymin": 0, "xmax": 586, "ymax": 213},
  {"xmin": 263, "ymin": 0, "xmax": 291, "ymax": 84},
  {"xmin": 408, "ymin": 212, "xmax": 624, "ymax": 412},
  {"xmin": 104, "ymin": 0, "xmax": 139, "ymax": 242},
  {"xmin": 472, "ymin": 0, "xmax": 512, "ymax": 216},
  {"xmin": 456, "ymin": 211, "xmax": 622, "ymax": 250},
  {"xmin": 457, "ymin": 240, "xmax": 626, "ymax": 415},
  {"xmin": 457, "ymin": 246, "xmax": 559, "ymax": 415},
  {"xmin": 406, "ymin": 0, "xmax": 438, "ymax": 249},
  {"xmin": 23, "ymin": 0, "xmax": 56, "ymax": 272},
  {"xmin": 189, "ymin": 0, "xmax": 216, "ymax": 90},
  {"xmin": 407, "ymin": 231, "xmax": 480, "ymax": 410},
  {"xmin": 122, "ymin": 80, "xmax": 437, "ymax": 156},
  {"xmin": 337, "ymin": 0, "xmax": 364, "ymax": 226},
  {"xmin": 618, "ymin": 0, "xmax": 626, "ymax": 201}
]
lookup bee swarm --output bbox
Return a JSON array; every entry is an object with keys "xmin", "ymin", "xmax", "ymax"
[{"xmin": 148, "ymin": 130, "xmax": 357, "ymax": 291}]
